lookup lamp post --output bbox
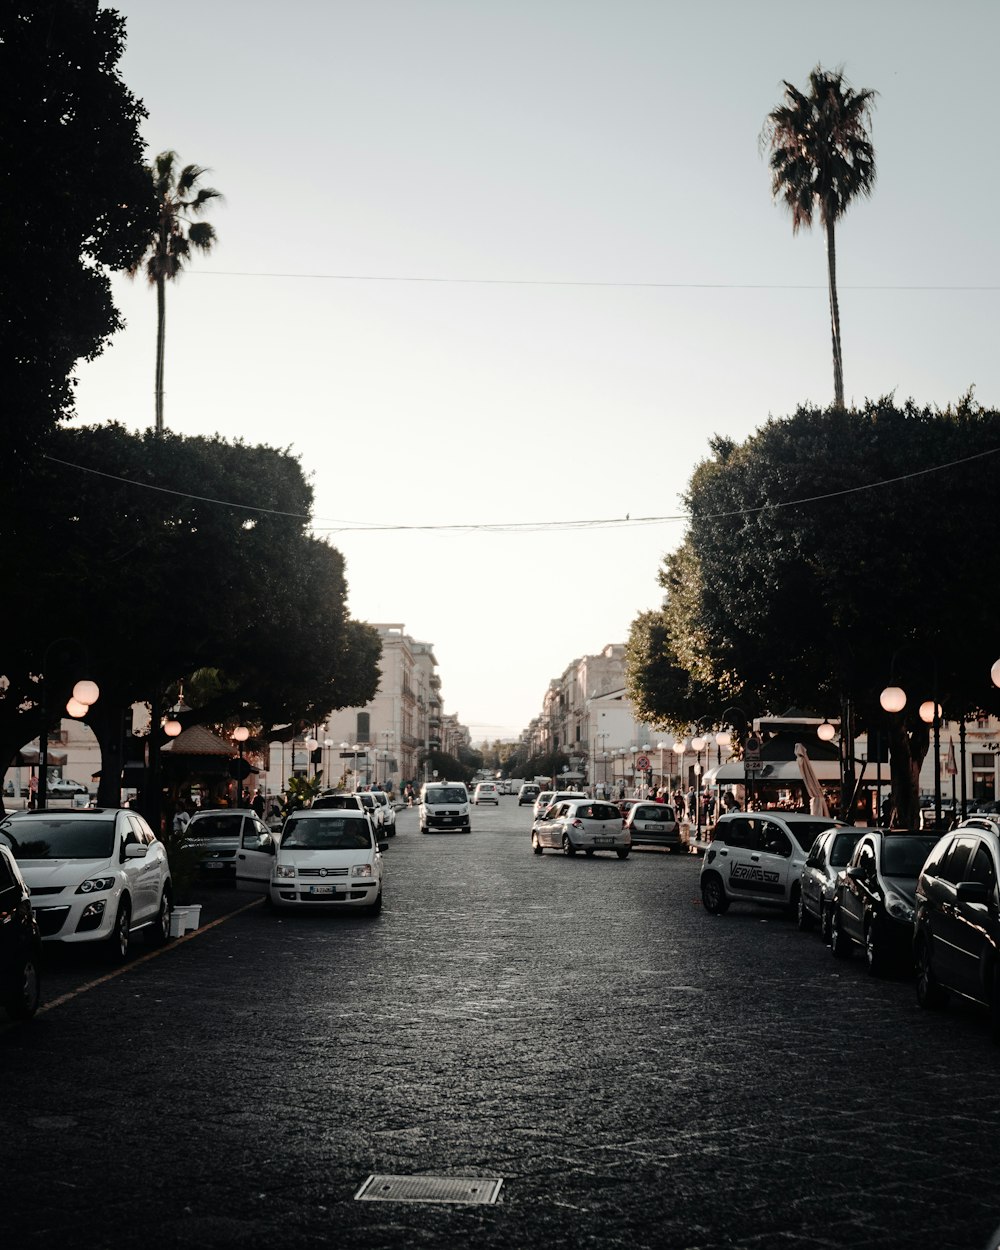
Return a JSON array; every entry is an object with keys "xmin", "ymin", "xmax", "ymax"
[
  {"xmin": 673, "ymin": 738, "xmax": 687, "ymax": 804},
  {"xmin": 304, "ymin": 735, "xmax": 320, "ymax": 785},
  {"xmin": 691, "ymin": 735, "xmax": 708, "ymax": 836},
  {"xmin": 37, "ymin": 638, "xmax": 100, "ymax": 810},
  {"xmin": 269, "ymin": 739, "xmax": 286, "ymax": 797},
  {"xmin": 233, "ymin": 725, "xmax": 250, "ymax": 806}
]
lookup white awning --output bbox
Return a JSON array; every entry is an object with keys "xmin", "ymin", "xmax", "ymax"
[{"xmin": 705, "ymin": 759, "xmax": 846, "ymax": 785}]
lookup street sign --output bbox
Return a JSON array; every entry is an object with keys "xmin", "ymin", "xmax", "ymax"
[
  {"xmin": 744, "ymin": 759, "xmax": 766, "ymax": 773},
  {"xmin": 636, "ymin": 754, "xmax": 650, "ymax": 771}
]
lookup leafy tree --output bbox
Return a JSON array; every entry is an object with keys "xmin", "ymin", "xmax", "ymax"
[
  {"xmin": 761, "ymin": 66, "xmax": 877, "ymax": 408},
  {"xmin": 1, "ymin": 1, "xmax": 155, "ymax": 463},
  {"xmin": 127, "ymin": 151, "xmax": 221, "ymax": 435},
  {"xmin": 626, "ymin": 397, "xmax": 1000, "ymax": 825},
  {"xmin": 0, "ymin": 425, "xmax": 380, "ymax": 810},
  {"xmin": 420, "ymin": 749, "xmax": 474, "ymax": 786}
]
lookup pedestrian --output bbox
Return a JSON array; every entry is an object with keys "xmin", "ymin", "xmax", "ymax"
[
  {"xmin": 172, "ymin": 804, "xmax": 190, "ymax": 835},
  {"xmin": 251, "ymin": 789, "xmax": 265, "ymax": 818}
]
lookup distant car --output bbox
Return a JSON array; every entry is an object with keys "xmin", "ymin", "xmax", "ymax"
[
  {"xmin": 184, "ymin": 808, "xmax": 273, "ymax": 883},
  {"xmin": 473, "ymin": 783, "xmax": 500, "ymax": 805},
  {"xmin": 830, "ymin": 830, "xmax": 942, "ymax": 975},
  {"xmin": 355, "ymin": 791, "xmax": 384, "ymax": 832},
  {"xmin": 0, "ymin": 843, "xmax": 41, "ymax": 1022},
  {"xmin": 532, "ymin": 791, "xmax": 555, "ymax": 821},
  {"xmin": 624, "ymin": 802, "xmax": 685, "ymax": 853},
  {"xmin": 531, "ymin": 798, "xmax": 630, "ymax": 858},
  {"xmin": 312, "ymin": 792, "xmax": 365, "ymax": 813},
  {"xmin": 797, "ymin": 826, "xmax": 864, "ymax": 940},
  {"xmin": 235, "ymin": 808, "xmax": 386, "ymax": 912},
  {"xmin": 913, "ymin": 820, "xmax": 1000, "ymax": 1039},
  {"xmin": 0, "ymin": 808, "xmax": 172, "ymax": 962},
  {"xmin": 700, "ymin": 811, "xmax": 847, "ymax": 917},
  {"xmin": 47, "ymin": 779, "xmax": 89, "ymax": 797},
  {"xmin": 368, "ymin": 791, "xmax": 395, "ymax": 835},
  {"xmin": 419, "ymin": 783, "xmax": 471, "ymax": 834},
  {"xmin": 518, "ymin": 784, "xmax": 540, "ymax": 806}
]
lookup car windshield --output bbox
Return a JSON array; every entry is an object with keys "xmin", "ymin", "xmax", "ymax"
[
  {"xmin": 425, "ymin": 787, "xmax": 467, "ymax": 804},
  {"xmin": 829, "ymin": 831, "xmax": 862, "ymax": 867},
  {"xmin": 882, "ymin": 835, "xmax": 941, "ymax": 877},
  {"xmin": 0, "ymin": 816, "xmax": 115, "ymax": 860},
  {"xmin": 281, "ymin": 818, "xmax": 372, "ymax": 850},
  {"xmin": 188, "ymin": 814, "xmax": 243, "ymax": 836}
]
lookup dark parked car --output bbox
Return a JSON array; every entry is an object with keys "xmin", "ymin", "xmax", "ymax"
[
  {"xmin": 798, "ymin": 826, "xmax": 864, "ymax": 940},
  {"xmin": 913, "ymin": 822, "xmax": 1000, "ymax": 1041},
  {"xmin": 0, "ymin": 843, "xmax": 42, "ymax": 1021},
  {"xmin": 830, "ymin": 830, "xmax": 941, "ymax": 975},
  {"xmin": 184, "ymin": 809, "xmax": 273, "ymax": 884}
]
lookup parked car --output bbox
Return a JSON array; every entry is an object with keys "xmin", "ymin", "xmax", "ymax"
[
  {"xmin": 625, "ymin": 802, "xmax": 685, "ymax": 853},
  {"xmin": 312, "ymin": 792, "xmax": 366, "ymax": 813},
  {"xmin": 531, "ymin": 798, "xmax": 630, "ymax": 858},
  {"xmin": 798, "ymin": 826, "xmax": 864, "ymax": 940},
  {"xmin": 517, "ymin": 784, "xmax": 540, "ymax": 806},
  {"xmin": 184, "ymin": 808, "xmax": 273, "ymax": 884},
  {"xmin": 0, "ymin": 843, "xmax": 42, "ymax": 1021},
  {"xmin": 355, "ymin": 791, "xmax": 384, "ymax": 833},
  {"xmin": 532, "ymin": 791, "xmax": 555, "ymax": 821},
  {"xmin": 830, "ymin": 830, "xmax": 942, "ymax": 975},
  {"xmin": 368, "ymin": 790, "xmax": 395, "ymax": 835},
  {"xmin": 913, "ymin": 821, "xmax": 1000, "ymax": 1039},
  {"xmin": 473, "ymin": 782, "xmax": 500, "ymax": 805},
  {"xmin": 235, "ymin": 808, "xmax": 386, "ymax": 912},
  {"xmin": 0, "ymin": 808, "xmax": 172, "ymax": 962},
  {"xmin": 700, "ymin": 812, "xmax": 847, "ymax": 917},
  {"xmin": 47, "ymin": 778, "xmax": 90, "ymax": 798},
  {"xmin": 419, "ymin": 783, "xmax": 471, "ymax": 834}
]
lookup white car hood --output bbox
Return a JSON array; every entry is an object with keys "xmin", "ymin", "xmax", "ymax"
[
  {"xmin": 17, "ymin": 857, "xmax": 115, "ymax": 888},
  {"xmin": 278, "ymin": 849, "xmax": 374, "ymax": 870}
]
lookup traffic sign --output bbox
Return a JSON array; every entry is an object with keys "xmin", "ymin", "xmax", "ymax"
[
  {"xmin": 744, "ymin": 759, "xmax": 766, "ymax": 773},
  {"xmin": 636, "ymin": 754, "xmax": 651, "ymax": 771}
]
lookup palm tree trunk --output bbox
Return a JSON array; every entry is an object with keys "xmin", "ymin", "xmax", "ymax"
[
  {"xmin": 154, "ymin": 276, "xmax": 166, "ymax": 435},
  {"xmin": 825, "ymin": 217, "xmax": 845, "ymax": 408}
]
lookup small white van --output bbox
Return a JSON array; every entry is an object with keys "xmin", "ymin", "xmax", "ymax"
[{"xmin": 419, "ymin": 782, "xmax": 471, "ymax": 834}]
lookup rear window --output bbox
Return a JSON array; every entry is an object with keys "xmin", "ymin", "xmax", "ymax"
[
  {"xmin": 188, "ymin": 814, "xmax": 244, "ymax": 836},
  {"xmin": 634, "ymin": 805, "xmax": 674, "ymax": 822},
  {"xmin": 281, "ymin": 817, "xmax": 371, "ymax": 850},
  {"xmin": 0, "ymin": 815, "xmax": 116, "ymax": 860},
  {"xmin": 312, "ymin": 795, "xmax": 357, "ymax": 810},
  {"xmin": 882, "ymin": 834, "xmax": 941, "ymax": 878},
  {"xmin": 577, "ymin": 803, "xmax": 621, "ymax": 820}
]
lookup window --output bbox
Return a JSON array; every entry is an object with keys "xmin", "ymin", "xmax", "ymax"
[
  {"xmin": 939, "ymin": 837, "xmax": 974, "ymax": 884},
  {"xmin": 718, "ymin": 818, "xmax": 755, "ymax": 850},
  {"xmin": 759, "ymin": 821, "xmax": 791, "ymax": 857},
  {"xmin": 966, "ymin": 844, "xmax": 997, "ymax": 891},
  {"xmin": 356, "ymin": 713, "xmax": 370, "ymax": 743}
]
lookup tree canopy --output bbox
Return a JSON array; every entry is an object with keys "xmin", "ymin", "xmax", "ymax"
[{"xmin": 626, "ymin": 397, "xmax": 1000, "ymax": 823}]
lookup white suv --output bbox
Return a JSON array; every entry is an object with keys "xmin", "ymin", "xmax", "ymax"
[
  {"xmin": 0, "ymin": 808, "xmax": 173, "ymax": 961},
  {"xmin": 699, "ymin": 811, "xmax": 846, "ymax": 917}
]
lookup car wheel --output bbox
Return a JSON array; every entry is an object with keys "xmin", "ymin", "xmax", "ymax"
[
  {"xmin": 616, "ymin": 849, "xmax": 630, "ymax": 859},
  {"xmin": 830, "ymin": 906, "xmax": 853, "ymax": 960},
  {"xmin": 562, "ymin": 833, "xmax": 576, "ymax": 857},
  {"xmin": 106, "ymin": 898, "xmax": 131, "ymax": 964},
  {"xmin": 4, "ymin": 950, "xmax": 41, "ymax": 1021},
  {"xmin": 148, "ymin": 888, "xmax": 172, "ymax": 946},
  {"xmin": 700, "ymin": 872, "xmax": 729, "ymax": 915},
  {"xmin": 795, "ymin": 886, "xmax": 815, "ymax": 931},
  {"xmin": 864, "ymin": 915, "xmax": 891, "ymax": 977},
  {"xmin": 531, "ymin": 833, "xmax": 543, "ymax": 856},
  {"xmin": 365, "ymin": 888, "xmax": 383, "ymax": 915},
  {"xmin": 915, "ymin": 935, "xmax": 948, "ymax": 1010}
]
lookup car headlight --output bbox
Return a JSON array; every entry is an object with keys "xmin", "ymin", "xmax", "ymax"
[
  {"xmin": 884, "ymin": 893, "xmax": 914, "ymax": 922},
  {"xmin": 275, "ymin": 864, "xmax": 296, "ymax": 878},
  {"xmin": 351, "ymin": 863, "xmax": 374, "ymax": 878},
  {"xmin": 76, "ymin": 876, "xmax": 116, "ymax": 894}
]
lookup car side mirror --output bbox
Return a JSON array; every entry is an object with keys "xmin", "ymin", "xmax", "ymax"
[
  {"xmin": 805, "ymin": 856, "xmax": 820, "ymax": 868},
  {"xmin": 845, "ymin": 864, "xmax": 864, "ymax": 881},
  {"xmin": 956, "ymin": 881, "xmax": 989, "ymax": 905},
  {"xmin": 125, "ymin": 843, "xmax": 148, "ymax": 859}
]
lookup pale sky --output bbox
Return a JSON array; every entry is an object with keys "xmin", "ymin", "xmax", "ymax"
[{"xmin": 75, "ymin": 0, "xmax": 1000, "ymax": 740}]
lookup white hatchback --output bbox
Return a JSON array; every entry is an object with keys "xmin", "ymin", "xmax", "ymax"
[
  {"xmin": 0, "ymin": 808, "xmax": 173, "ymax": 961},
  {"xmin": 473, "ymin": 783, "xmax": 500, "ymax": 805},
  {"xmin": 235, "ymin": 809, "xmax": 386, "ymax": 912},
  {"xmin": 532, "ymin": 799, "xmax": 630, "ymax": 858}
]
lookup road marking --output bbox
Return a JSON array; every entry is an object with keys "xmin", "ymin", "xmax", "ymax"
[{"xmin": 35, "ymin": 897, "xmax": 263, "ymax": 1016}]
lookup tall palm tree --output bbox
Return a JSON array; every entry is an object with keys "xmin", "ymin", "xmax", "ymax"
[
  {"xmin": 128, "ymin": 151, "xmax": 221, "ymax": 435},
  {"xmin": 762, "ymin": 66, "xmax": 876, "ymax": 409}
]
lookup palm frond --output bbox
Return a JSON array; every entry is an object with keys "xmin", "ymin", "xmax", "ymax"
[{"xmin": 186, "ymin": 221, "xmax": 218, "ymax": 251}]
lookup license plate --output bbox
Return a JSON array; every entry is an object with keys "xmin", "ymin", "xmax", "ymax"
[
  {"xmin": 646, "ymin": 823, "xmax": 665, "ymax": 832},
  {"xmin": 595, "ymin": 837, "xmax": 614, "ymax": 846},
  {"xmin": 308, "ymin": 885, "xmax": 336, "ymax": 895},
  {"xmin": 205, "ymin": 861, "xmax": 225, "ymax": 869}
]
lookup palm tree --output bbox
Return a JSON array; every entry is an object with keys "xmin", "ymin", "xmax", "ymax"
[
  {"xmin": 762, "ymin": 66, "xmax": 876, "ymax": 409},
  {"xmin": 128, "ymin": 151, "xmax": 221, "ymax": 435}
]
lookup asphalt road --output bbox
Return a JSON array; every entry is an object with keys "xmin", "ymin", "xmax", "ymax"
[{"xmin": 4, "ymin": 798, "xmax": 1000, "ymax": 1250}]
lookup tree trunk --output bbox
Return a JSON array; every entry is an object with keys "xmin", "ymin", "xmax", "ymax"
[
  {"xmin": 154, "ymin": 275, "xmax": 166, "ymax": 435},
  {"xmin": 825, "ymin": 216, "xmax": 845, "ymax": 408},
  {"xmin": 87, "ymin": 700, "xmax": 127, "ymax": 808},
  {"xmin": 886, "ymin": 718, "xmax": 929, "ymax": 829}
]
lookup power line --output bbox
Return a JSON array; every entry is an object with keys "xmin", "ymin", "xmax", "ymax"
[{"xmin": 42, "ymin": 444, "xmax": 1000, "ymax": 533}]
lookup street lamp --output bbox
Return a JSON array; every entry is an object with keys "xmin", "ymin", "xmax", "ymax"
[
  {"xmin": 304, "ymin": 735, "xmax": 319, "ymax": 783},
  {"xmin": 656, "ymin": 741, "xmax": 668, "ymax": 791},
  {"xmin": 233, "ymin": 725, "xmax": 250, "ymax": 806},
  {"xmin": 323, "ymin": 738, "xmax": 334, "ymax": 781},
  {"xmin": 673, "ymin": 739, "xmax": 687, "ymax": 800},
  {"xmin": 37, "ymin": 640, "xmax": 100, "ymax": 810}
]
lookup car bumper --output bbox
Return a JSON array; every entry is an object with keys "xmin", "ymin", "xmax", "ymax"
[
  {"xmin": 568, "ymin": 833, "xmax": 631, "ymax": 851},
  {"xmin": 630, "ymin": 829, "xmax": 685, "ymax": 848},
  {"xmin": 32, "ymin": 891, "xmax": 123, "ymax": 944},
  {"xmin": 269, "ymin": 879, "xmax": 380, "ymax": 907}
]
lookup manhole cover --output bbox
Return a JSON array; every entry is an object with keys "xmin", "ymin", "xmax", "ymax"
[{"xmin": 355, "ymin": 1175, "xmax": 503, "ymax": 1205}]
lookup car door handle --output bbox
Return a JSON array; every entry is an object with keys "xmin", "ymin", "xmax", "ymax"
[
  {"xmin": 750, "ymin": 854, "xmax": 760, "ymax": 861},
  {"xmin": 237, "ymin": 853, "xmax": 246, "ymax": 860}
]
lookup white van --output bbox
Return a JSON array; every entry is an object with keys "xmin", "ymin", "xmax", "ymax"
[{"xmin": 419, "ymin": 782, "xmax": 471, "ymax": 834}]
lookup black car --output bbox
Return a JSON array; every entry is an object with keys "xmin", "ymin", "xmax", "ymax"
[
  {"xmin": 831, "ymin": 830, "xmax": 941, "ymax": 975},
  {"xmin": 798, "ymin": 826, "xmax": 864, "ymax": 940},
  {"xmin": 913, "ymin": 822, "xmax": 1000, "ymax": 1041},
  {"xmin": 0, "ymin": 843, "xmax": 42, "ymax": 1021}
]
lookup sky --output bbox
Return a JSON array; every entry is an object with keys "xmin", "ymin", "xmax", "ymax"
[{"xmin": 74, "ymin": 0, "xmax": 1000, "ymax": 740}]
